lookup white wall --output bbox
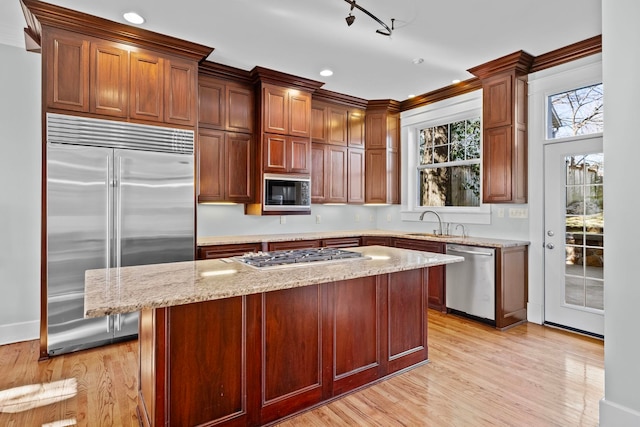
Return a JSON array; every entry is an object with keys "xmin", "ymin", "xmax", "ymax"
[
  {"xmin": 599, "ymin": 0, "xmax": 640, "ymax": 424},
  {"xmin": 0, "ymin": 43, "xmax": 41, "ymax": 345}
]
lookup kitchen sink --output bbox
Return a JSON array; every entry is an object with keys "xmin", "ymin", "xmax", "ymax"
[{"xmin": 405, "ymin": 233, "xmax": 454, "ymax": 238}]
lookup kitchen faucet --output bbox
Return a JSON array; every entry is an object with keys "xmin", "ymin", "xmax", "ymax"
[
  {"xmin": 455, "ymin": 223, "xmax": 467, "ymax": 238},
  {"xmin": 419, "ymin": 210, "xmax": 443, "ymax": 235}
]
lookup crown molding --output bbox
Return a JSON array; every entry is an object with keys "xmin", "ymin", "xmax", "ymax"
[
  {"xmin": 367, "ymin": 99, "xmax": 401, "ymax": 113},
  {"xmin": 467, "ymin": 50, "xmax": 535, "ymax": 79},
  {"xmin": 400, "ymin": 78, "xmax": 482, "ymax": 112},
  {"xmin": 199, "ymin": 61, "xmax": 253, "ymax": 85},
  {"xmin": 250, "ymin": 66, "xmax": 325, "ymax": 93},
  {"xmin": 530, "ymin": 35, "xmax": 602, "ymax": 73},
  {"xmin": 313, "ymin": 88, "xmax": 369, "ymax": 110},
  {"xmin": 20, "ymin": 0, "xmax": 214, "ymax": 61}
]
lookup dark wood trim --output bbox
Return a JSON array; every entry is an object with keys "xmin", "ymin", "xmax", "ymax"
[
  {"xmin": 199, "ymin": 61, "xmax": 253, "ymax": 85},
  {"xmin": 530, "ymin": 35, "xmax": 602, "ymax": 73},
  {"xmin": 250, "ymin": 66, "xmax": 325, "ymax": 93},
  {"xmin": 468, "ymin": 50, "xmax": 535, "ymax": 79},
  {"xmin": 21, "ymin": 0, "xmax": 213, "ymax": 61},
  {"xmin": 399, "ymin": 78, "xmax": 482, "ymax": 111},
  {"xmin": 367, "ymin": 99, "xmax": 401, "ymax": 113},
  {"xmin": 313, "ymin": 88, "xmax": 368, "ymax": 110}
]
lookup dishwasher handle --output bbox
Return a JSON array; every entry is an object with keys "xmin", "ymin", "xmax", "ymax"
[{"xmin": 447, "ymin": 247, "xmax": 494, "ymax": 257}]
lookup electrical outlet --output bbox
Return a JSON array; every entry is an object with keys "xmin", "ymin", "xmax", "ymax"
[
  {"xmin": 386, "ymin": 214, "xmax": 392, "ymax": 222},
  {"xmin": 280, "ymin": 215, "xmax": 287, "ymax": 224},
  {"xmin": 508, "ymin": 208, "xmax": 529, "ymax": 219},
  {"xmin": 316, "ymin": 214, "xmax": 322, "ymax": 224},
  {"xmin": 355, "ymin": 214, "xmax": 360, "ymax": 223},
  {"xmin": 497, "ymin": 208, "xmax": 505, "ymax": 218}
]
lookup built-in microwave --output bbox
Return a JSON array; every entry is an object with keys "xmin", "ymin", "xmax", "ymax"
[{"xmin": 263, "ymin": 173, "xmax": 311, "ymax": 212}]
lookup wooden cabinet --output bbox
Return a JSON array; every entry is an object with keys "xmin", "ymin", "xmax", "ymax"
[
  {"xmin": 361, "ymin": 236, "xmax": 391, "ymax": 246},
  {"xmin": 262, "ymin": 84, "xmax": 311, "ymax": 137},
  {"xmin": 263, "ymin": 134, "xmax": 310, "ymax": 174},
  {"xmin": 44, "ymin": 27, "xmax": 197, "ymax": 126},
  {"xmin": 197, "ymin": 243, "xmax": 262, "ymax": 260},
  {"xmin": 468, "ymin": 52, "xmax": 533, "ymax": 204},
  {"xmin": 267, "ymin": 239, "xmax": 320, "ymax": 251},
  {"xmin": 365, "ymin": 104, "xmax": 400, "ymax": 204},
  {"xmin": 311, "ymin": 101, "xmax": 365, "ymax": 204},
  {"xmin": 198, "ymin": 75, "xmax": 253, "ymax": 133},
  {"xmin": 321, "ymin": 237, "xmax": 361, "ymax": 248},
  {"xmin": 496, "ymin": 245, "xmax": 528, "ymax": 329},
  {"xmin": 139, "ymin": 268, "xmax": 429, "ymax": 426},
  {"xmin": 198, "ymin": 129, "xmax": 253, "ymax": 203},
  {"xmin": 392, "ymin": 238, "xmax": 447, "ymax": 312}
]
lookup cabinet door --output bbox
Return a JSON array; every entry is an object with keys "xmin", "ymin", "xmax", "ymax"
[
  {"xmin": 289, "ymin": 137, "xmax": 311, "ymax": 174},
  {"xmin": 328, "ymin": 106, "xmax": 348, "ymax": 146},
  {"xmin": 361, "ymin": 236, "xmax": 391, "ymax": 246},
  {"xmin": 365, "ymin": 149, "xmax": 388, "ymax": 203},
  {"xmin": 267, "ymin": 240, "xmax": 320, "ymax": 251},
  {"xmin": 263, "ymin": 85, "xmax": 288, "ymax": 135},
  {"xmin": 90, "ymin": 41, "xmax": 128, "ymax": 117},
  {"xmin": 321, "ymin": 237, "xmax": 361, "ymax": 248},
  {"xmin": 311, "ymin": 143, "xmax": 327, "ymax": 203},
  {"xmin": 311, "ymin": 102, "xmax": 328, "ymax": 143},
  {"xmin": 263, "ymin": 134, "xmax": 287, "ymax": 173},
  {"xmin": 227, "ymin": 84, "xmax": 254, "ymax": 133},
  {"xmin": 44, "ymin": 29, "xmax": 89, "ymax": 112},
  {"xmin": 197, "ymin": 129, "xmax": 225, "ymax": 202},
  {"xmin": 326, "ymin": 145, "xmax": 347, "ymax": 203},
  {"xmin": 130, "ymin": 51, "xmax": 164, "ymax": 122},
  {"xmin": 365, "ymin": 112, "xmax": 386, "ymax": 149},
  {"xmin": 198, "ymin": 78, "xmax": 225, "ymax": 129},
  {"xmin": 225, "ymin": 132, "xmax": 253, "ymax": 202},
  {"xmin": 165, "ymin": 57, "xmax": 197, "ymax": 126},
  {"xmin": 289, "ymin": 91, "xmax": 311, "ymax": 137},
  {"xmin": 483, "ymin": 74, "xmax": 513, "ymax": 128},
  {"xmin": 348, "ymin": 109, "xmax": 365, "ymax": 148},
  {"xmin": 483, "ymin": 126, "xmax": 513, "ymax": 203},
  {"xmin": 348, "ymin": 148, "xmax": 365, "ymax": 204}
]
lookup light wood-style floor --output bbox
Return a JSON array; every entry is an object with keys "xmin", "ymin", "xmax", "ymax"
[{"xmin": 0, "ymin": 311, "xmax": 603, "ymax": 426}]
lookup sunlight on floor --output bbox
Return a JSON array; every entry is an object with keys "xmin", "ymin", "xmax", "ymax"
[{"xmin": 0, "ymin": 377, "xmax": 77, "ymax": 414}]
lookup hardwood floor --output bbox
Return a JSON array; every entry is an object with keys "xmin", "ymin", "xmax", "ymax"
[{"xmin": 0, "ymin": 311, "xmax": 603, "ymax": 426}]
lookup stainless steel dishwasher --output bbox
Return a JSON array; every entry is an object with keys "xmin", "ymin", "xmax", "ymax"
[{"xmin": 446, "ymin": 244, "xmax": 496, "ymax": 321}]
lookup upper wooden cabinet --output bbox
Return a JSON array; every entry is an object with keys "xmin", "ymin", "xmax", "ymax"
[
  {"xmin": 311, "ymin": 101, "xmax": 364, "ymax": 148},
  {"xmin": 348, "ymin": 109, "xmax": 365, "ymax": 148},
  {"xmin": 261, "ymin": 84, "xmax": 311, "ymax": 137},
  {"xmin": 198, "ymin": 129, "xmax": 253, "ymax": 203},
  {"xmin": 43, "ymin": 27, "xmax": 199, "ymax": 126},
  {"xmin": 263, "ymin": 134, "xmax": 310, "ymax": 174},
  {"xmin": 364, "ymin": 102, "xmax": 400, "ymax": 204},
  {"xmin": 468, "ymin": 51, "xmax": 533, "ymax": 204},
  {"xmin": 199, "ymin": 75, "xmax": 254, "ymax": 133}
]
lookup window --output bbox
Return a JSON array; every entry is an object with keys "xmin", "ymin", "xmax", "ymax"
[
  {"xmin": 418, "ymin": 117, "xmax": 481, "ymax": 207},
  {"xmin": 548, "ymin": 83, "xmax": 603, "ymax": 139}
]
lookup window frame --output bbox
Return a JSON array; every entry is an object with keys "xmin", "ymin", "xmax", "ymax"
[{"xmin": 400, "ymin": 90, "xmax": 491, "ymax": 224}]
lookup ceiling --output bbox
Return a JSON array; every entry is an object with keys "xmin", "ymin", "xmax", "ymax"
[{"xmin": 0, "ymin": 0, "xmax": 601, "ymax": 101}]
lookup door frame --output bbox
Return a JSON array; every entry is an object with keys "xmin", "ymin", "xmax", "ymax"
[{"xmin": 526, "ymin": 54, "xmax": 602, "ymax": 325}]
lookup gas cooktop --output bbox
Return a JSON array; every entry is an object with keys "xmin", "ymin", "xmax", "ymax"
[{"xmin": 234, "ymin": 247, "xmax": 364, "ymax": 269}]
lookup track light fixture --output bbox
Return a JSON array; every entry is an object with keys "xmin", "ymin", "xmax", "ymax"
[{"xmin": 343, "ymin": 0, "xmax": 394, "ymax": 36}]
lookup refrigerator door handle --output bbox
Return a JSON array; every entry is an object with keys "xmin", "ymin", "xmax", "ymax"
[
  {"xmin": 107, "ymin": 154, "xmax": 113, "ymax": 269},
  {"xmin": 115, "ymin": 314, "xmax": 121, "ymax": 332},
  {"xmin": 115, "ymin": 156, "xmax": 122, "ymax": 269},
  {"xmin": 106, "ymin": 315, "xmax": 111, "ymax": 333}
]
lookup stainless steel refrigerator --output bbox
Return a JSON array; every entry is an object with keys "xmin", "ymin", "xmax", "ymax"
[{"xmin": 46, "ymin": 113, "xmax": 195, "ymax": 356}]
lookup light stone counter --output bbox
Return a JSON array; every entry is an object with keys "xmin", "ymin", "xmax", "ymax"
[
  {"xmin": 84, "ymin": 245, "xmax": 463, "ymax": 318},
  {"xmin": 197, "ymin": 229, "xmax": 530, "ymax": 249}
]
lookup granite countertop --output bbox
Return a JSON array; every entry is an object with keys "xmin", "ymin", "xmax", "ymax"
[
  {"xmin": 197, "ymin": 229, "xmax": 530, "ymax": 249},
  {"xmin": 84, "ymin": 246, "xmax": 463, "ymax": 318}
]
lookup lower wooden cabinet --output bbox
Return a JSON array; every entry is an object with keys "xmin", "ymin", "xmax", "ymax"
[
  {"xmin": 197, "ymin": 243, "xmax": 262, "ymax": 259},
  {"xmin": 267, "ymin": 239, "xmax": 320, "ymax": 251},
  {"xmin": 321, "ymin": 237, "xmax": 361, "ymax": 248},
  {"xmin": 138, "ymin": 269, "xmax": 429, "ymax": 426},
  {"xmin": 391, "ymin": 238, "xmax": 447, "ymax": 312},
  {"xmin": 496, "ymin": 245, "xmax": 528, "ymax": 329}
]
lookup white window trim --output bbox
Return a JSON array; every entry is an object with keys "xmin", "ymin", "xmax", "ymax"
[{"xmin": 400, "ymin": 90, "xmax": 491, "ymax": 224}]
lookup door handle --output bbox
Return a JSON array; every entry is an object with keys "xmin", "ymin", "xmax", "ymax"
[{"xmin": 546, "ymin": 243, "xmax": 555, "ymax": 249}]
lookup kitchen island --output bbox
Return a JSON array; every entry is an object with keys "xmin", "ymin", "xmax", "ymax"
[{"xmin": 84, "ymin": 246, "xmax": 463, "ymax": 426}]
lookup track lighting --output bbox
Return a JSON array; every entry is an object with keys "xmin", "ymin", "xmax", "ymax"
[{"xmin": 343, "ymin": 0, "xmax": 394, "ymax": 36}]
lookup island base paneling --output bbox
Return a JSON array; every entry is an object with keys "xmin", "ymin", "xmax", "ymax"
[{"xmin": 137, "ymin": 269, "xmax": 430, "ymax": 426}]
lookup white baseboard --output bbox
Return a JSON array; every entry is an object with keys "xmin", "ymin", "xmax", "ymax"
[
  {"xmin": 0, "ymin": 319, "xmax": 39, "ymax": 346},
  {"xmin": 600, "ymin": 398, "xmax": 640, "ymax": 426},
  {"xmin": 527, "ymin": 302, "xmax": 543, "ymax": 324}
]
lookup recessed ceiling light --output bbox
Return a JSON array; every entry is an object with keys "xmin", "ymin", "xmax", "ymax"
[
  {"xmin": 408, "ymin": 94, "xmax": 416, "ymax": 99},
  {"xmin": 452, "ymin": 79, "xmax": 461, "ymax": 84},
  {"xmin": 123, "ymin": 12, "xmax": 145, "ymax": 25},
  {"xmin": 320, "ymin": 69, "xmax": 334, "ymax": 77},
  {"xmin": 412, "ymin": 58, "xmax": 424, "ymax": 65}
]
